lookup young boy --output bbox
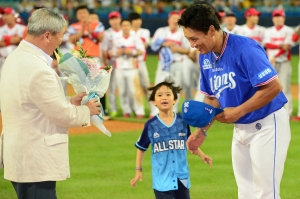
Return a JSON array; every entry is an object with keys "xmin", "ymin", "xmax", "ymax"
[{"xmin": 130, "ymin": 80, "xmax": 212, "ymax": 199}]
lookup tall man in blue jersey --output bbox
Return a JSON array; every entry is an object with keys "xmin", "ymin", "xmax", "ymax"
[{"xmin": 178, "ymin": 4, "xmax": 291, "ymax": 199}]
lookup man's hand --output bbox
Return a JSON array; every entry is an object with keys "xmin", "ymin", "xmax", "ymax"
[
  {"xmin": 85, "ymin": 98, "xmax": 101, "ymax": 115},
  {"xmin": 187, "ymin": 131, "xmax": 206, "ymax": 153},
  {"xmin": 70, "ymin": 92, "xmax": 87, "ymax": 106},
  {"xmin": 215, "ymin": 107, "xmax": 244, "ymax": 123}
]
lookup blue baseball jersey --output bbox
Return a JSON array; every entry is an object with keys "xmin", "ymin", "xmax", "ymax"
[
  {"xmin": 200, "ymin": 33, "xmax": 287, "ymax": 124},
  {"xmin": 135, "ymin": 113, "xmax": 191, "ymax": 192}
]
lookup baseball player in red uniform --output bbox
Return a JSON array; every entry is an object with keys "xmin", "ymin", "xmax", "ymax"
[
  {"xmin": 236, "ymin": 8, "xmax": 265, "ymax": 45},
  {"xmin": 291, "ymin": 25, "xmax": 300, "ymax": 121},
  {"xmin": 262, "ymin": 9, "xmax": 295, "ymax": 117}
]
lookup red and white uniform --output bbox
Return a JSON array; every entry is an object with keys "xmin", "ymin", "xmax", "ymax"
[
  {"xmin": 0, "ymin": 23, "xmax": 25, "ymax": 58},
  {"xmin": 292, "ymin": 25, "xmax": 300, "ymax": 118},
  {"xmin": 263, "ymin": 25, "xmax": 294, "ymax": 62},
  {"xmin": 152, "ymin": 26, "xmax": 189, "ymax": 63},
  {"xmin": 236, "ymin": 24, "xmax": 265, "ymax": 45},
  {"xmin": 133, "ymin": 28, "xmax": 151, "ymax": 109},
  {"xmin": 102, "ymin": 28, "xmax": 123, "ymax": 64},
  {"xmin": 112, "ymin": 34, "xmax": 145, "ymax": 69},
  {"xmin": 111, "ymin": 34, "xmax": 145, "ymax": 116},
  {"xmin": 101, "ymin": 28, "xmax": 123, "ymax": 113},
  {"xmin": 151, "ymin": 26, "xmax": 189, "ymax": 115},
  {"xmin": 263, "ymin": 25, "xmax": 295, "ymax": 116},
  {"xmin": 134, "ymin": 28, "xmax": 150, "ymax": 61},
  {"xmin": 223, "ymin": 25, "xmax": 240, "ymax": 34}
]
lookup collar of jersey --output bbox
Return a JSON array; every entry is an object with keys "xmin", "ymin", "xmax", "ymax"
[
  {"xmin": 212, "ymin": 32, "xmax": 230, "ymax": 61},
  {"xmin": 156, "ymin": 112, "xmax": 177, "ymax": 128}
]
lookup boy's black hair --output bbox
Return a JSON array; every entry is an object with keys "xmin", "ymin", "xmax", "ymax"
[
  {"xmin": 75, "ymin": 5, "xmax": 89, "ymax": 13},
  {"xmin": 148, "ymin": 79, "xmax": 182, "ymax": 101},
  {"xmin": 178, "ymin": 4, "xmax": 220, "ymax": 34},
  {"xmin": 121, "ymin": 18, "xmax": 131, "ymax": 24},
  {"xmin": 128, "ymin": 12, "xmax": 141, "ymax": 21}
]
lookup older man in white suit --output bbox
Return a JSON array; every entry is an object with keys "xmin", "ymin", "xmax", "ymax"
[{"xmin": 0, "ymin": 8, "xmax": 100, "ymax": 199}]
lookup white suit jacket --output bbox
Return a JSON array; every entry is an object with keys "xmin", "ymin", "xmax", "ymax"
[{"xmin": 0, "ymin": 41, "xmax": 90, "ymax": 182}]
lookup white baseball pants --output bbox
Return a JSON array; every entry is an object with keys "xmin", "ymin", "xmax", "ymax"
[
  {"xmin": 232, "ymin": 107, "xmax": 291, "ymax": 199},
  {"xmin": 115, "ymin": 68, "xmax": 145, "ymax": 116}
]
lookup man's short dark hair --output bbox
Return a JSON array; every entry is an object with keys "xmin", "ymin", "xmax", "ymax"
[
  {"xmin": 128, "ymin": 12, "xmax": 141, "ymax": 21},
  {"xmin": 148, "ymin": 80, "xmax": 182, "ymax": 101},
  {"xmin": 75, "ymin": 5, "xmax": 89, "ymax": 13},
  {"xmin": 178, "ymin": 4, "xmax": 221, "ymax": 34}
]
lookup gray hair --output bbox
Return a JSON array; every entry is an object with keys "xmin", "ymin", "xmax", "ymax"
[{"xmin": 28, "ymin": 8, "xmax": 66, "ymax": 37}]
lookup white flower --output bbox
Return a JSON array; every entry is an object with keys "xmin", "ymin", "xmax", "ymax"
[{"xmin": 72, "ymin": 51, "xmax": 80, "ymax": 58}]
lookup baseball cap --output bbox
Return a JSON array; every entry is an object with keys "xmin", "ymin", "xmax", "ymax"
[
  {"xmin": 179, "ymin": 9, "xmax": 185, "ymax": 16},
  {"xmin": 218, "ymin": 11, "xmax": 226, "ymax": 18},
  {"xmin": 244, "ymin": 8, "xmax": 261, "ymax": 17},
  {"xmin": 168, "ymin": 11, "xmax": 180, "ymax": 18},
  {"xmin": 272, "ymin": 9, "xmax": 285, "ymax": 17},
  {"xmin": 226, "ymin": 12, "xmax": 236, "ymax": 17},
  {"xmin": 3, "ymin": 7, "xmax": 16, "ymax": 15},
  {"xmin": 108, "ymin": 11, "xmax": 121, "ymax": 19},
  {"xmin": 182, "ymin": 100, "xmax": 223, "ymax": 128}
]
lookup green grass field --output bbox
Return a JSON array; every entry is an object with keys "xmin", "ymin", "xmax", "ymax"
[{"xmin": 0, "ymin": 55, "xmax": 299, "ymax": 199}]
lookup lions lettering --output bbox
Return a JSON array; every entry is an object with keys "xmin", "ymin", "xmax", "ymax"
[
  {"xmin": 154, "ymin": 140, "xmax": 185, "ymax": 153},
  {"xmin": 210, "ymin": 72, "xmax": 236, "ymax": 98}
]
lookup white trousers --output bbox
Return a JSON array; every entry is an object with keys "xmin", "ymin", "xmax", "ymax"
[
  {"xmin": 181, "ymin": 57, "xmax": 197, "ymax": 100},
  {"xmin": 138, "ymin": 61, "xmax": 150, "ymax": 98},
  {"xmin": 232, "ymin": 107, "xmax": 291, "ymax": 199},
  {"xmin": 274, "ymin": 62, "xmax": 293, "ymax": 116},
  {"xmin": 107, "ymin": 60, "xmax": 118, "ymax": 112},
  {"xmin": 115, "ymin": 68, "xmax": 145, "ymax": 116}
]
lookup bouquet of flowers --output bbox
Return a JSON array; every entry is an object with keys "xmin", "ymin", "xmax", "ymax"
[{"xmin": 55, "ymin": 43, "xmax": 113, "ymax": 137}]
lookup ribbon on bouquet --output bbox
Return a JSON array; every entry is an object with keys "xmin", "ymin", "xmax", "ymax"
[{"xmin": 88, "ymin": 92, "xmax": 105, "ymax": 122}]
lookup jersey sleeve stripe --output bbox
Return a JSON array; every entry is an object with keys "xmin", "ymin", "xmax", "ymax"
[
  {"xmin": 255, "ymin": 75, "xmax": 278, "ymax": 87},
  {"xmin": 200, "ymin": 90, "xmax": 215, "ymax": 97},
  {"xmin": 135, "ymin": 143, "xmax": 147, "ymax": 151}
]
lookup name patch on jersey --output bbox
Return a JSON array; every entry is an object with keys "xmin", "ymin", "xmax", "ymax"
[
  {"xmin": 178, "ymin": 133, "xmax": 186, "ymax": 137},
  {"xmin": 153, "ymin": 140, "xmax": 185, "ymax": 153},
  {"xmin": 210, "ymin": 72, "xmax": 237, "ymax": 99},
  {"xmin": 256, "ymin": 68, "xmax": 272, "ymax": 80},
  {"xmin": 203, "ymin": 59, "xmax": 212, "ymax": 70},
  {"xmin": 212, "ymin": 68, "xmax": 223, "ymax": 72}
]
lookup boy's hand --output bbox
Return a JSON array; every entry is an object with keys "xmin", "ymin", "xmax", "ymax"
[
  {"xmin": 130, "ymin": 171, "xmax": 143, "ymax": 187},
  {"xmin": 199, "ymin": 154, "xmax": 213, "ymax": 167}
]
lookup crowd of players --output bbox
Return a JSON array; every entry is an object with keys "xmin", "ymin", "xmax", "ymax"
[{"xmin": 0, "ymin": 5, "xmax": 299, "ymax": 121}]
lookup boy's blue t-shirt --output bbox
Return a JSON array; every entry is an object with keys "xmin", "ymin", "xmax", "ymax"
[{"xmin": 135, "ymin": 113, "xmax": 191, "ymax": 191}]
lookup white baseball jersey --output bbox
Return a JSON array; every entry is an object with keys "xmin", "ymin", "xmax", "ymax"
[
  {"xmin": 263, "ymin": 25, "xmax": 294, "ymax": 63},
  {"xmin": 0, "ymin": 24, "xmax": 25, "ymax": 58},
  {"xmin": 236, "ymin": 24, "xmax": 265, "ymax": 45},
  {"xmin": 102, "ymin": 28, "xmax": 123, "ymax": 62},
  {"xmin": 112, "ymin": 34, "xmax": 145, "ymax": 69},
  {"xmin": 152, "ymin": 26, "xmax": 190, "ymax": 62},
  {"xmin": 223, "ymin": 25, "xmax": 240, "ymax": 34},
  {"xmin": 133, "ymin": 28, "xmax": 150, "ymax": 61}
]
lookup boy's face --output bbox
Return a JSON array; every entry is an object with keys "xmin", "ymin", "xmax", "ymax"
[{"xmin": 152, "ymin": 86, "xmax": 176, "ymax": 111}]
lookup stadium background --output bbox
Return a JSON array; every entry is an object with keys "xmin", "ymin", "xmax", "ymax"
[{"xmin": 0, "ymin": 1, "xmax": 299, "ymax": 198}]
